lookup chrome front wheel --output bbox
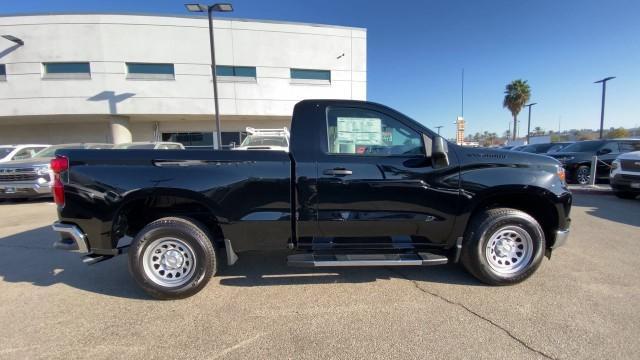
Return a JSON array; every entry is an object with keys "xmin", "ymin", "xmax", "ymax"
[{"xmin": 485, "ymin": 226, "xmax": 533, "ymax": 275}]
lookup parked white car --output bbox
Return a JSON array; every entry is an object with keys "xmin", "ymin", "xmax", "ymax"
[
  {"xmin": 610, "ymin": 150, "xmax": 640, "ymax": 199},
  {"xmin": 0, "ymin": 144, "xmax": 49, "ymax": 163},
  {"xmin": 232, "ymin": 127, "xmax": 290, "ymax": 152}
]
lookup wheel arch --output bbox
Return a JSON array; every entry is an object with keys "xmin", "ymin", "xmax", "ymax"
[
  {"xmin": 460, "ymin": 186, "xmax": 562, "ymax": 250},
  {"xmin": 112, "ymin": 188, "xmax": 226, "ymax": 248}
]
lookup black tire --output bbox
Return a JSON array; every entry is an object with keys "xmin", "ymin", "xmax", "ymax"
[
  {"xmin": 128, "ymin": 217, "xmax": 217, "ymax": 300},
  {"xmin": 575, "ymin": 165, "xmax": 591, "ymax": 185},
  {"xmin": 461, "ymin": 208, "xmax": 545, "ymax": 285},
  {"xmin": 614, "ymin": 191, "xmax": 637, "ymax": 199}
]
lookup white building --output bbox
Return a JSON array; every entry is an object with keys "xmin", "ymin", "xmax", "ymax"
[{"xmin": 0, "ymin": 13, "xmax": 367, "ymax": 147}]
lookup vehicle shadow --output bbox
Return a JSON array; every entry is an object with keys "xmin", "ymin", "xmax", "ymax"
[
  {"xmin": 0, "ymin": 226, "xmax": 482, "ymax": 299},
  {"xmin": 572, "ymin": 193, "xmax": 640, "ymax": 227},
  {"xmin": 0, "ymin": 197, "xmax": 53, "ymax": 205},
  {"xmin": 0, "ymin": 225, "xmax": 148, "ymax": 300}
]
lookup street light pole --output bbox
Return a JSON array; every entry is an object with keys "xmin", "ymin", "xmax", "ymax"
[
  {"xmin": 594, "ymin": 76, "xmax": 615, "ymax": 139},
  {"xmin": 206, "ymin": 7, "xmax": 222, "ymax": 150},
  {"xmin": 524, "ymin": 102, "xmax": 537, "ymax": 144},
  {"xmin": 185, "ymin": 3, "xmax": 233, "ymax": 149},
  {"xmin": 435, "ymin": 126, "xmax": 443, "ymax": 135}
]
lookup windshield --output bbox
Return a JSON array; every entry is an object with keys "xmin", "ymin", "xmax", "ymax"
[
  {"xmin": 240, "ymin": 136, "xmax": 288, "ymax": 148},
  {"xmin": 561, "ymin": 141, "xmax": 603, "ymax": 152},
  {"xmin": 0, "ymin": 147, "xmax": 14, "ymax": 157},
  {"xmin": 33, "ymin": 144, "xmax": 82, "ymax": 158}
]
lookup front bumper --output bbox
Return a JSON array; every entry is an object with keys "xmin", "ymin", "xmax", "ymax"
[
  {"xmin": 0, "ymin": 181, "xmax": 52, "ymax": 198},
  {"xmin": 610, "ymin": 173, "xmax": 640, "ymax": 193}
]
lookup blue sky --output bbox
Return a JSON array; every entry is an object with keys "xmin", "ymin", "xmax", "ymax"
[{"xmin": 3, "ymin": 0, "xmax": 639, "ymax": 139}]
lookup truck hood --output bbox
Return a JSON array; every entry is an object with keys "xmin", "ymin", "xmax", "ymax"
[
  {"xmin": 457, "ymin": 146, "xmax": 560, "ymax": 167},
  {"xmin": 616, "ymin": 151, "xmax": 640, "ymax": 161},
  {"xmin": 0, "ymin": 157, "xmax": 52, "ymax": 169}
]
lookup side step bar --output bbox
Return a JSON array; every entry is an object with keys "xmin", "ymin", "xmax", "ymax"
[
  {"xmin": 82, "ymin": 253, "xmax": 113, "ymax": 265},
  {"xmin": 287, "ymin": 252, "xmax": 448, "ymax": 268}
]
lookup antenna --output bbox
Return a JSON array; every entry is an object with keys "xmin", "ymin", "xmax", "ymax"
[{"xmin": 461, "ymin": 68, "xmax": 465, "ymax": 117}]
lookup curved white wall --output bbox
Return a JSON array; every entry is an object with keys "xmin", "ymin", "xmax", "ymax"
[{"xmin": 0, "ymin": 14, "xmax": 367, "ymax": 118}]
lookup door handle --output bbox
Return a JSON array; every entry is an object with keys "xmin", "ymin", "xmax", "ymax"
[{"xmin": 323, "ymin": 168, "xmax": 353, "ymax": 176}]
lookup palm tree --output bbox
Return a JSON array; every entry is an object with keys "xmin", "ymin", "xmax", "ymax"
[{"xmin": 503, "ymin": 79, "xmax": 531, "ymax": 140}]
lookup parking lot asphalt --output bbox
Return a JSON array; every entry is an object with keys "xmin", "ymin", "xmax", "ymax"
[{"xmin": 0, "ymin": 194, "xmax": 639, "ymax": 360}]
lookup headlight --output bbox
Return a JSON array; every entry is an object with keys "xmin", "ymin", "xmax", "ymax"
[
  {"xmin": 556, "ymin": 165, "xmax": 566, "ymax": 183},
  {"xmin": 34, "ymin": 165, "xmax": 50, "ymax": 176},
  {"xmin": 611, "ymin": 160, "xmax": 620, "ymax": 170}
]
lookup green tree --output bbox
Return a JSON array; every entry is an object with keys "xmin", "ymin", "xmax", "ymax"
[
  {"xmin": 503, "ymin": 79, "xmax": 531, "ymax": 140},
  {"xmin": 533, "ymin": 126, "xmax": 543, "ymax": 136},
  {"xmin": 606, "ymin": 127, "xmax": 629, "ymax": 139}
]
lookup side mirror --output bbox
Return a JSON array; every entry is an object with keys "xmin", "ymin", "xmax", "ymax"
[
  {"xmin": 597, "ymin": 148, "xmax": 611, "ymax": 155},
  {"xmin": 423, "ymin": 134, "xmax": 450, "ymax": 168}
]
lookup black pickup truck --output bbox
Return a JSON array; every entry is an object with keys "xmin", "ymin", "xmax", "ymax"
[{"xmin": 51, "ymin": 100, "xmax": 571, "ymax": 299}]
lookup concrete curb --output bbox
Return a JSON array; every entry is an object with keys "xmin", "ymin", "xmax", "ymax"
[{"xmin": 568, "ymin": 185, "xmax": 613, "ymax": 195}]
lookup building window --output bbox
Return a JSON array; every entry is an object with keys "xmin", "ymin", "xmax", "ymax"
[
  {"xmin": 216, "ymin": 66, "xmax": 257, "ymax": 82},
  {"xmin": 126, "ymin": 63, "xmax": 175, "ymax": 80},
  {"xmin": 0, "ymin": 64, "xmax": 5, "ymax": 81},
  {"xmin": 162, "ymin": 132, "xmax": 213, "ymax": 149},
  {"xmin": 43, "ymin": 62, "xmax": 91, "ymax": 79},
  {"xmin": 290, "ymin": 68, "xmax": 331, "ymax": 84}
]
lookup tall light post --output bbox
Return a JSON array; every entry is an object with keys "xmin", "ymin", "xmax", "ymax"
[
  {"xmin": 524, "ymin": 102, "xmax": 537, "ymax": 143},
  {"xmin": 594, "ymin": 76, "xmax": 615, "ymax": 139},
  {"xmin": 434, "ymin": 125, "xmax": 443, "ymax": 135},
  {"xmin": 185, "ymin": 3, "xmax": 233, "ymax": 149}
]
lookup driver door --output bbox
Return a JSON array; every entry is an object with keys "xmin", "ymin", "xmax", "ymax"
[{"xmin": 312, "ymin": 104, "xmax": 459, "ymax": 251}]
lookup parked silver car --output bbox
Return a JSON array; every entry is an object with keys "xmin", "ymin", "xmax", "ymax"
[{"xmin": 0, "ymin": 143, "xmax": 111, "ymax": 200}]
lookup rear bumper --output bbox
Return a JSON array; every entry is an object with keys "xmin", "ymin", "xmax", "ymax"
[
  {"xmin": 52, "ymin": 221, "xmax": 89, "ymax": 253},
  {"xmin": 0, "ymin": 181, "xmax": 51, "ymax": 198}
]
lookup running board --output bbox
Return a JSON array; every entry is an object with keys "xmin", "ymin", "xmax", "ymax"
[
  {"xmin": 82, "ymin": 253, "xmax": 113, "ymax": 265},
  {"xmin": 287, "ymin": 252, "xmax": 448, "ymax": 268}
]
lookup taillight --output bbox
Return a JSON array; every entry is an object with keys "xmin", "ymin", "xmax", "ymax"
[
  {"xmin": 50, "ymin": 155, "xmax": 68, "ymax": 206},
  {"xmin": 51, "ymin": 156, "xmax": 68, "ymax": 173}
]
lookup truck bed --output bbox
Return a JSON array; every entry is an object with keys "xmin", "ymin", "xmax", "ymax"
[{"xmin": 56, "ymin": 149, "xmax": 292, "ymax": 254}]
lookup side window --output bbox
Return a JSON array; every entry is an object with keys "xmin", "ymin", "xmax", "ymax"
[
  {"xmin": 326, "ymin": 107, "xmax": 423, "ymax": 156},
  {"xmin": 12, "ymin": 148, "xmax": 36, "ymax": 160},
  {"xmin": 601, "ymin": 142, "xmax": 620, "ymax": 154}
]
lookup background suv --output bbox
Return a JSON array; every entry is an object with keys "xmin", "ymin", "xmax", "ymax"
[
  {"xmin": 0, "ymin": 144, "xmax": 49, "ymax": 163},
  {"xmin": 610, "ymin": 151, "xmax": 640, "ymax": 199},
  {"xmin": 0, "ymin": 143, "xmax": 111, "ymax": 200},
  {"xmin": 518, "ymin": 142, "xmax": 574, "ymax": 154},
  {"xmin": 548, "ymin": 139, "xmax": 640, "ymax": 185}
]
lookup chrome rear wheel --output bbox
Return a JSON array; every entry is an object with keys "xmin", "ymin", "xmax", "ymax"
[{"xmin": 142, "ymin": 237, "xmax": 197, "ymax": 287}]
